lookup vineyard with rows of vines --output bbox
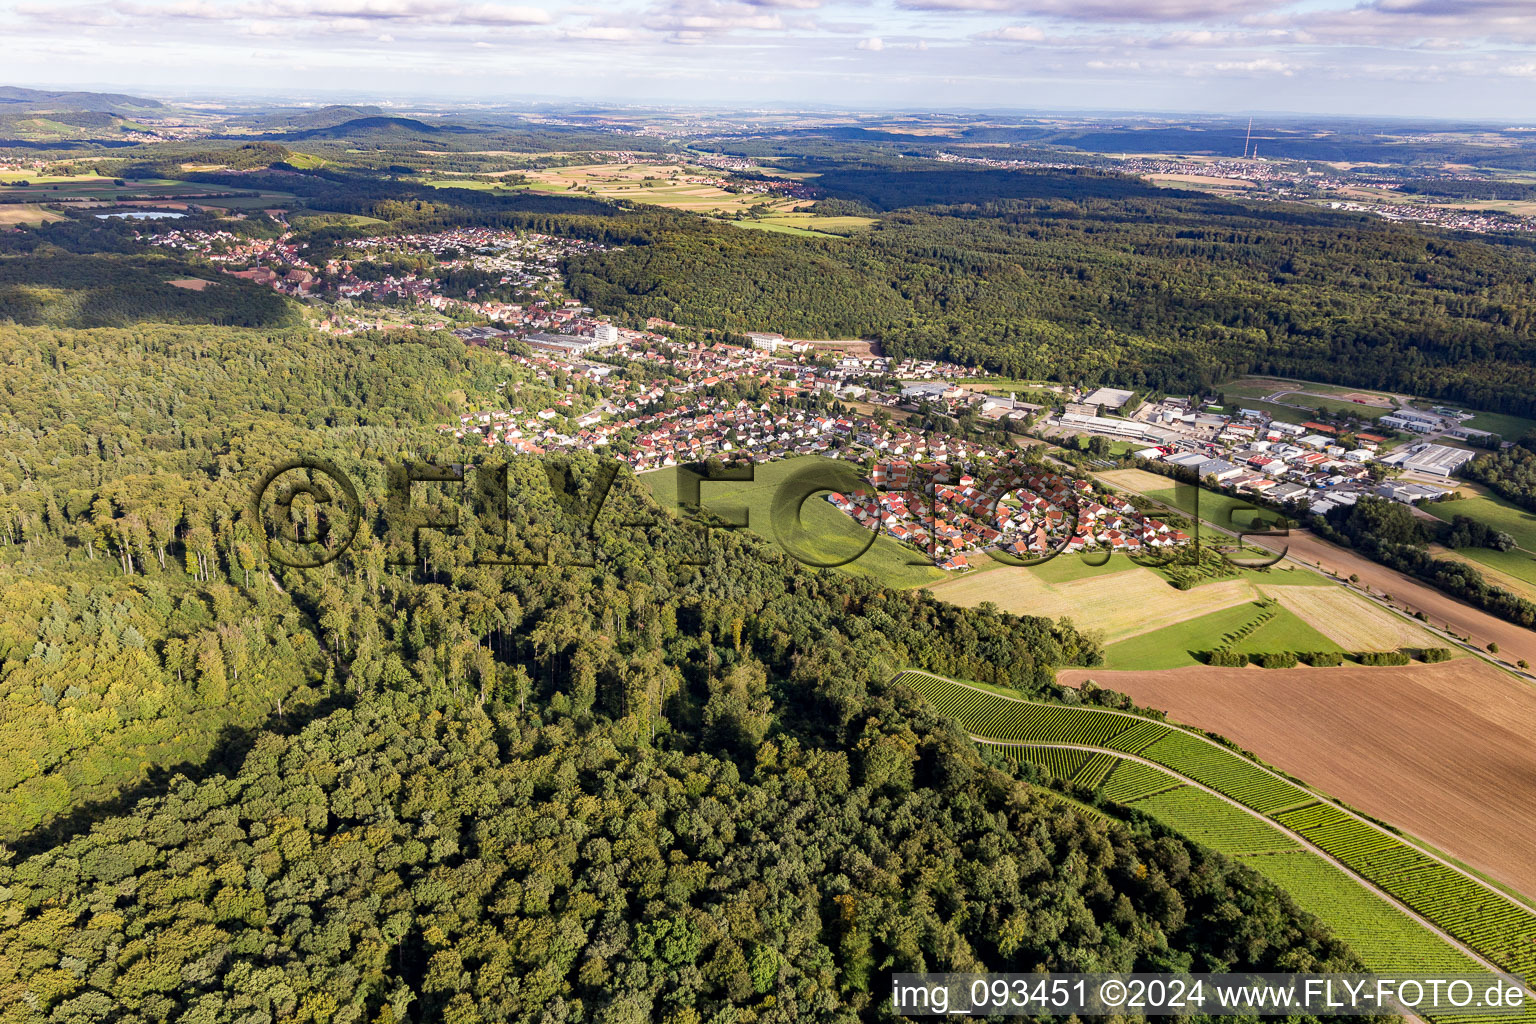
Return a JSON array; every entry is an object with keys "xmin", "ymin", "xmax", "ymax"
[{"xmin": 901, "ymin": 668, "xmax": 1536, "ymax": 993}]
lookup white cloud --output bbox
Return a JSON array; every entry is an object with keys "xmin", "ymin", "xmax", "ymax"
[
  {"xmin": 1208, "ymin": 57, "xmax": 1293, "ymax": 74},
  {"xmin": 642, "ymin": 0, "xmax": 792, "ymax": 38},
  {"xmin": 857, "ymin": 35, "xmax": 883, "ymax": 49},
  {"xmin": 976, "ymin": 24, "xmax": 1045, "ymax": 41}
]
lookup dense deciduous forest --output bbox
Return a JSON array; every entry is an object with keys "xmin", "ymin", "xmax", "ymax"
[
  {"xmin": 1463, "ymin": 434, "xmax": 1536, "ymax": 513},
  {"xmin": 561, "ymin": 166, "xmax": 1536, "ymax": 415},
  {"xmin": 0, "ymin": 251, "xmax": 297, "ymax": 329},
  {"xmin": 0, "ymin": 319, "xmax": 1366, "ymax": 1021},
  {"xmin": 0, "ymin": 323, "xmax": 523, "ymax": 840},
  {"xmin": 16, "ymin": 159, "xmax": 1536, "ymax": 421},
  {"xmin": 4, "ymin": 144, "xmax": 1533, "ymax": 1019}
]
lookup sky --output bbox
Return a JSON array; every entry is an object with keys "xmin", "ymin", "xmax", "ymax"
[{"xmin": 7, "ymin": 0, "xmax": 1536, "ymax": 118}]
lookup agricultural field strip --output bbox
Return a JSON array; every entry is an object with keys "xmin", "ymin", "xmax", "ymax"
[
  {"xmin": 1013, "ymin": 746, "xmax": 1296, "ymax": 853},
  {"xmin": 976, "ymin": 738, "xmax": 1521, "ymax": 987},
  {"xmin": 1091, "ymin": 473, "xmax": 1485, "ymax": 657},
  {"xmin": 898, "ymin": 669, "xmax": 1536, "ymax": 964}
]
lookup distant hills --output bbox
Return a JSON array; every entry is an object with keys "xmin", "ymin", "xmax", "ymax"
[
  {"xmin": 269, "ymin": 115, "xmax": 483, "ymax": 143},
  {"xmin": 237, "ymin": 104, "xmax": 385, "ymax": 131},
  {"xmin": 0, "ymin": 86, "xmax": 486, "ymax": 148},
  {"xmin": 0, "ymin": 86, "xmax": 164, "ymax": 115},
  {"xmin": 0, "ymin": 85, "xmax": 171, "ymax": 144}
]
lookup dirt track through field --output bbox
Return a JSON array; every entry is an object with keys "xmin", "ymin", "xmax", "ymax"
[
  {"xmin": 1266, "ymin": 584, "xmax": 1437, "ymax": 651},
  {"xmin": 1251, "ymin": 530, "xmax": 1536, "ymax": 667},
  {"xmin": 1098, "ymin": 471, "xmax": 1536, "ymax": 668},
  {"xmin": 1056, "ymin": 659, "xmax": 1536, "ymax": 897}
]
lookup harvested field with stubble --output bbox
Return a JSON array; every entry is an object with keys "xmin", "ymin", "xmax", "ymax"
[
  {"xmin": 1267, "ymin": 584, "xmax": 1439, "ymax": 651},
  {"xmin": 927, "ymin": 563, "xmax": 1255, "ymax": 642},
  {"xmin": 1056, "ymin": 659, "xmax": 1536, "ymax": 897},
  {"xmin": 1096, "ymin": 468, "xmax": 1184, "ymax": 494}
]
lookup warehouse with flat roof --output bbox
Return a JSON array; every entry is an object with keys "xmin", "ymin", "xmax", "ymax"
[{"xmin": 1381, "ymin": 442, "xmax": 1476, "ymax": 477}]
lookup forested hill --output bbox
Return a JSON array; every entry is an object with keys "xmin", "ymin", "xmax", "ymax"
[
  {"xmin": 0, "ymin": 321, "xmax": 1361, "ymax": 1020},
  {"xmin": 563, "ymin": 166, "xmax": 1536, "ymax": 416}
]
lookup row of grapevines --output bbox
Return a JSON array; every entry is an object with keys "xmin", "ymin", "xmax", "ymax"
[
  {"xmin": 1138, "ymin": 731, "xmax": 1310, "ymax": 814},
  {"xmin": 1098, "ymin": 760, "xmax": 1182, "ymax": 805},
  {"xmin": 1132, "ymin": 788, "xmax": 1298, "ymax": 854},
  {"xmin": 1006, "ymin": 746, "xmax": 1090, "ymax": 780},
  {"xmin": 903, "ymin": 668, "xmax": 1536, "ymax": 988},
  {"xmin": 1277, "ymin": 803, "xmax": 1536, "ymax": 978},
  {"xmin": 1250, "ymin": 851, "xmax": 1491, "ymax": 976},
  {"xmin": 1074, "ymin": 752, "xmax": 1117, "ymax": 790},
  {"xmin": 900, "ymin": 671, "xmax": 1134, "ymax": 746},
  {"xmin": 1103, "ymin": 719, "xmax": 1167, "ymax": 755}
]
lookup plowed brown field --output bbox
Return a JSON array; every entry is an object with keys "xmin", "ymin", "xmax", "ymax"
[{"xmin": 1057, "ymin": 659, "xmax": 1536, "ymax": 898}]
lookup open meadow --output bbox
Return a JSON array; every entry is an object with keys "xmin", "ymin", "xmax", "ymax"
[
  {"xmin": 1430, "ymin": 544, "xmax": 1536, "ymax": 599},
  {"xmin": 0, "ymin": 206, "xmax": 67, "ymax": 227},
  {"xmin": 1100, "ymin": 598, "xmax": 1341, "ymax": 668},
  {"xmin": 1426, "ymin": 493, "xmax": 1536, "ymax": 552},
  {"xmin": 1267, "ymin": 584, "xmax": 1442, "ymax": 650},
  {"xmin": 0, "ymin": 173, "xmax": 294, "ymax": 213}
]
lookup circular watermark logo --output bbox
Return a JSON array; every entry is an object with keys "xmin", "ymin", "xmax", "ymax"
[{"xmin": 252, "ymin": 458, "xmax": 362, "ymax": 568}]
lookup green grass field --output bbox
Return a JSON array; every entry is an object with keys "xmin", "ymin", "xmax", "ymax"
[
  {"xmin": 1426, "ymin": 494, "xmax": 1536, "ymax": 552},
  {"xmin": 290, "ymin": 212, "xmax": 388, "ymax": 230},
  {"xmin": 0, "ymin": 176, "xmax": 187, "ymax": 198},
  {"xmin": 730, "ymin": 219, "xmax": 823, "ymax": 237},
  {"xmin": 442, "ymin": 175, "xmax": 878, "ymax": 237},
  {"xmin": 640, "ymin": 456, "xmax": 946, "ymax": 590},
  {"xmin": 423, "ymin": 179, "xmax": 519, "ymax": 193},
  {"xmin": 1101, "ymin": 600, "xmax": 1340, "ymax": 669},
  {"xmin": 1286, "ymin": 393, "xmax": 1394, "ymax": 419},
  {"xmin": 1221, "ymin": 375, "xmax": 1534, "ymax": 442},
  {"xmin": 1144, "ymin": 481, "xmax": 1250, "ymax": 526},
  {"xmin": 1024, "ymin": 552, "xmax": 1140, "ymax": 584},
  {"xmin": 1218, "ymin": 398, "xmax": 1313, "ymax": 425},
  {"xmin": 0, "ymin": 206, "xmax": 68, "ymax": 227},
  {"xmin": 1142, "ymin": 481, "xmax": 1306, "ymax": 539},
  {"xmin": 1145, "ymin": 550, "xmax": 1334, "ymax": 590},
  {"xmin": 1444, "ymin": 545, "xmax": 1536, "ymax": 591},
  {"xmin": 1223, "ymin": 379, "xmax": 1396, "ymax": 401},
  {"xmin": 0, "ymin": 174, "xmax": 294, "ymax": 213},
  {"xmin": 1463, "ymin": 410, "xmax": 1536, "ymax": 439},
  {"xmin": 733, "ymin": 211, "xmax": 875, "ymax": 237}
]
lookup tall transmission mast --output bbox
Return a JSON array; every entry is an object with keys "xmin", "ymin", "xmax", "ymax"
[{"xmin": 1243, "ymin": 116, "xmax": 1253, "ymax": 159}]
